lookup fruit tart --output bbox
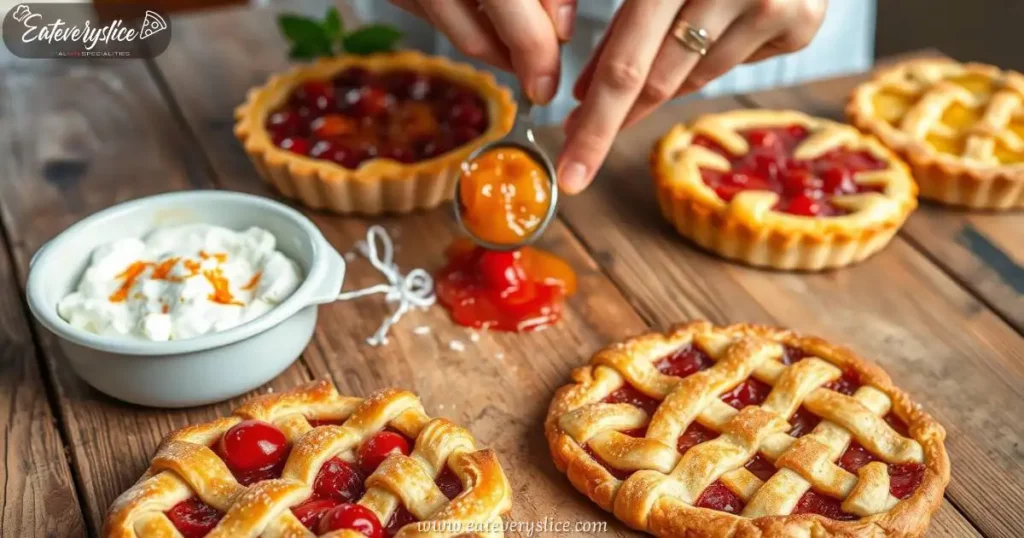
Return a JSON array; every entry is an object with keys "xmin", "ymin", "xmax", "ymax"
[
  {"xmin": 105, "ymin": 381, "xmax": 511, "ymax": 537},
  {"xmin": 546, "ymin": 321, "xmax": 949, "ymax": 538},
  {"xmin": 848, "ymin": 58, "xmax": 1024, "ymax": 209},
  {"xmin": 235, "ymin": 51, "xmax": 515, "ymax": 215},
  {"xmin": 651, "ymin": 110, "xmax": 918, "ymax": 271}
]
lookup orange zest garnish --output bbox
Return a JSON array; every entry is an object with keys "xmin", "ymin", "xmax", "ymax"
[
  {"xmin": 199, "ymin": 250, "xmax": 228, "ymax": 263},
  {"xmin": 203, "ymin": 268, "xmax": 243, "ymax": 306},
  {"xmin": 109, "ymin": 261, "xmax": 153, "ymax": 303},
  {"xmin": 151, "ymin": 257, "xmax": 181, "ymax": 281},
  {"xmin": 241, "ymin": 271, "xmax": 262, "ymax": 291}
]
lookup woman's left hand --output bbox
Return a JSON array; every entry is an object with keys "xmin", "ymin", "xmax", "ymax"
[{"xmin": 558, "ymin": 0, "xmax": 827, "ymax": 194}]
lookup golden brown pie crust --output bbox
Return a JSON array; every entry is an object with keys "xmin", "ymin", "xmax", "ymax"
[
  {"xmin": 847, "ymin": 58, "xmax": 1024, "ymax": 209},
  {"xmin": 546, "ymin": 321, "xmax": 949, "ymax": 538},
  {"xmin": 104, "ymin": 381, "xmax": 511, "ymax": 537},
  {"xmin": 235, "ymin": 51, "xmax": 516, "ymax": 215},
  {"xmin": 650, "ymin": 110, "xmax": 918, "ymax": 271}
]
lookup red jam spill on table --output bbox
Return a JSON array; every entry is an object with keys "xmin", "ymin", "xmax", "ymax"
[
  {"xmin": 265, "ymin": 67, "xmax": 490, "ymax": 168},
  {"xmin": 586, "ymin": 342, "xmax": 926, "ymax": 520},
  {"xmin": 165, "ymin": 420, "xmax": 461, "ymax": 537},
  {"xmin": 694, "ymin": 125, "xmax": 888, "ymax": 217},
  {"xmin": 436, "ymin": 238, "xmax": 576, "ymax": 332}
]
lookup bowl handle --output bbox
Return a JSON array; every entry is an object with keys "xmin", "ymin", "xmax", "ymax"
[{"xmin": 306, "ymin": 245, "xmax": 346, "ymax": 305}]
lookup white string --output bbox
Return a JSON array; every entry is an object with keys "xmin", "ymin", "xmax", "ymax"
[{"xmin": 335, "ymin": 225, "xmax": 436, "ymax": 346}]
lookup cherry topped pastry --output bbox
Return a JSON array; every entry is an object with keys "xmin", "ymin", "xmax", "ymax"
[
  {"xmin": 546, "ymin": 321, "xmax": 949, "ymax": 538},
  {"xmin": 651, "ymin": 110, "xmax": 918, "ymax": 270},
  {"xmin": 236, "ymin": 51, "xmax": 515, "ymax": 215},
  {"xmin": 104, "ymin": 382, "xmax": 511, "ymax": 538}
]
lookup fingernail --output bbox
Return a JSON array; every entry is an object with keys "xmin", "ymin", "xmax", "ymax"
[
  {"xmin": 559, "ymin": 161, "xmax": 589, "ymax": 194},
  {"xmin": 557, "ymin": 4, "xmax": 575, "ymax": 41},
  {"xmin": 533, "ymin": 76, "xmax": 556, "ymax": 104}
]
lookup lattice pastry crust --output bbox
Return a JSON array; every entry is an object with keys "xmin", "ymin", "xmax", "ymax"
[
  {"xmin": 848, "ymin": 58, "xmax": 1024, "ymax": 209},
  {"xmin": 546, "ymin": 321, "xmax": 949, "ymax": 538},
  {"xmin": 651, "ymin": 110, "xmax": 918, "ymax": 271},
  {"xmin": 105, "ymin": 381, "xmax": 511, "ymax": 537}
]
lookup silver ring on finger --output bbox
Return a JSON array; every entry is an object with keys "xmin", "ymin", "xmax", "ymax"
[{"xmin": 671, "ymin": 20, "xmax": 714, "ymax": 56}]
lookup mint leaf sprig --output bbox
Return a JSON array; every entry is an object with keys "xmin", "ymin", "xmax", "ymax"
[{"xmin": 278, "ymin": 7, "xmax": 403, "ymax": 60}]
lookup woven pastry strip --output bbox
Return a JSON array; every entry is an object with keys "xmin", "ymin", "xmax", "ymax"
[
  {"xmin": 105, "ymin": 381, "xmax": 511, "ymax": 538},
  {"xmin": 546, "ymin": 321, "xmax": 949, "ymax": 538}
]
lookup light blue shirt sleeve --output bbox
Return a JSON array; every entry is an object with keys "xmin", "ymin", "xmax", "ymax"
[{"xmin": 350, "ymin": 0, "xmax": 876, "ymax": 124}]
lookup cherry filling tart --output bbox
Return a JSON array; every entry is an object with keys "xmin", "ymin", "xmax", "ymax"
[
  {"xmin": 546, "ymin": 321, "xmax": 949, "ymax": 538},
  {"xmin": 104, "ymin": 382, "xmax": 511, "ymax": 538},
  {"xmin": 651, "ymin": 110, "xmax": 918, "ymax": 271},
  {"xmin": 236, "ymin": 51, "xmax": 515, "ymax": 215}
]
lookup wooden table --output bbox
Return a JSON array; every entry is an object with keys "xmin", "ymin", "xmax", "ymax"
[{"xmin": 2, "ymin": 3, "xmax": 1021, "ymax": 537}]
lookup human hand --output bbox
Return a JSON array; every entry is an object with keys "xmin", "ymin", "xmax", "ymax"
[
  {"xmin": 388, "ymin": 0, "xmax": 577, "ymax": 104},
  {"xmin": 559, "ymin": 0, "xmax": 827, "ymax": 193}
]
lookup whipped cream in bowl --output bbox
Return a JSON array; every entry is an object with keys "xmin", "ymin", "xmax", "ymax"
[
  {"xmin": 59, "ymin": 224, "xmax": 303, "ymax": 341},
  {"xmin": 27, "ymin": 191, "xmax": 345, "ymax": 408}
]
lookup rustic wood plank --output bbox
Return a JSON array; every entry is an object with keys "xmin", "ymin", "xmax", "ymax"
[
  {"xmin": 0, "ymin": 57, "xmax": 314, "ymax": 534},
  {"xmin": 149, "ymin": 5, "xmax": 671, "ymax": 537},
  {"xmin": 0, "ymin": 213, "xmax": 85, "ymax": 535},
  {"xmin": 739, "ymin": 52, "xmax": 1023, "ymax": 334},
  {"xmin": 543, "ymin": 93, "xmax": 1024, "ymax": 538}
]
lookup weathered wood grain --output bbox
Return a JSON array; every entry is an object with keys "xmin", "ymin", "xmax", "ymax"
[
  {"xmin": 543, "ymin": 92, "xmax": 1024, "ymax": 538},
  {"xmin": 740, "ymin": 53, "xmax": 1023, "ymax": 334},
  {"xmin": 0, "ymin": 136, "xmax": 85, "ymax": 536},
  {"xmin": 0, "ymin": 57, "xmax": 313, "ymax": 533}
]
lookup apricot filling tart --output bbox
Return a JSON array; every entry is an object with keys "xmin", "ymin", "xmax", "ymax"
[
  {"xmin": 848, "ymin": 58, "xmax": 1024, "ymax": 209},
  {"xmin": 104, "ymin": 381, "xmax": 511, "ymax": 537},
  {"xmin": 651, "ymin": 110, "xmax": 918, "ymax": 271},
  {"xmin": 235, "ymin": 51, "xmax": 515, "ymax": 214},
  {"xmin": 546, "ymin": 321, "xmax": 949, "ymax": 538}
]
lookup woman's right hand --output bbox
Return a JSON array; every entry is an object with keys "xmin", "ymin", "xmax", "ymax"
[{"xmin": 388, "ymin": 0, "xmax": 575, "ymax": 105}]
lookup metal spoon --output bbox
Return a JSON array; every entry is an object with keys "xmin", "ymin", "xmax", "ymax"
[{"xmin": 452, "ymin": 90, "xmax": 559, "ymax": 252}]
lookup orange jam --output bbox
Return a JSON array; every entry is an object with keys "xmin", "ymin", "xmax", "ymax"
[
  {"xmin": 458, "ymin": 147, "xmax": 551, "ymax": 246},
  {"xmin": 436, "ymin": 238, "xmax": 576, "ymax": 332}
]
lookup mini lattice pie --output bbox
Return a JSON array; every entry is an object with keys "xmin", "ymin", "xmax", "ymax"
[
  {"xmin": 105, "ymin": 381, "xmax": 511, "ymax": 537},
  {"xmin": 546, "ymin": 321, "xmax": 949, "ymax": 538},
  {"xmin": 848, "ymin": 58, "xmax": 1024, "ymax": 209},
  {"xmin": 651, "ymin": 110, "xmax": 918, "ymax": 271}
]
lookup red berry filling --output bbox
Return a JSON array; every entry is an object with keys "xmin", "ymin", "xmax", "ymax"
[
  {"xmin": 318, "ymin": 503, "xmax": 384, "ymax": 537},
  {"xmin": 695, "ymin": 481, "xmax": 745, "ymax": 514},
  {"xmin": 266, "ymin": 68, "xmax": 490, "ymax": 169},
  {"xmin": 435, "ymin": 466, "xmax": 464, "ymax": 500},
  {"xmin": 314, "ymin": 457, "xmax": 366, "ymax": 502},
  {"xmin": 787, "ymin": 406, "xmax": 822, "ymax": 438},
  {"xmin": 215, "ymin": 420, "xmax": 289, "ymax": 485},
  {"xmin": 166, "ymin": 497, "xmax": 223, "ymax": 538},
  {"xmin": 676, "ymin": 422, "xmax": 719, "ymax": 454},
  {"xmin": 720, "ymin": 378, "xmax": 773, "ymax": 410},
  {"xmin": 384, "ymin": 504, "xmax": 418, "ymax": 537},
  {"xmin": 792, "ymin": 490, "xmax": 858, "ymax": 521},
  {"xmin": 358, "ymin": 431, "xmax": 413, "ymax": 474},
  {"xmin": 744, "ymin": 453, "xmax": 777, "ymax": 482},
  {"xmin": 601, "ymin": 383, "xmax": 661, "ymax": 416},
  {"xmin": 694, "ymin": 126, "xmax": 888, "ymax": 216},
  {"xmin": 291, "ymin": 498, "xmax": 339, "ymax": 531},
  {"xmin": 654, "ymin": 343, "xmax": 714, "ymax": 378}
]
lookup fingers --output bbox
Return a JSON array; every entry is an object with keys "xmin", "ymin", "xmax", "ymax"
[
  {"xmin": 479, "ymin": 0, "xmax": 562, "ymax": 103},
  {"xmin": 539, "ymin": 0, "xmax": 578, "ymax": 41},
  {"xmin": 621, "ymin": 0, "xmax": 748, "ymax": 127},
  {"xmin": 572, "ymin": 7, "xmax": 622, "ymax": 101},
  {"xmin": 558, "ymin": 0, "xmax": 683, "ymax": 193},
  {"xmin": 417, "ymin": 0, "xmax": 512, "ymax": 71}
]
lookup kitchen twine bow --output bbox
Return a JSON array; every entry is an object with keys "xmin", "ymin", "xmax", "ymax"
[{"xmin": 335, "ymin": 225, "xmax": 436, "ymax": 346}]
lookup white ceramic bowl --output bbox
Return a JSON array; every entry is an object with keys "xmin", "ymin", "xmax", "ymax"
[{"xmin": 26, "ymin": 191, "xmax": 345, "ymax": 408}]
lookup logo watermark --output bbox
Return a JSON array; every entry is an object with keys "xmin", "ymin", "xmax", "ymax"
[
  {"xmin": 414, "ymin": 518, "xmax": 609, "ymax": 536},
  {"xmin": 3, "ymin": 3, "xmax": 171, "ymax": 59}
]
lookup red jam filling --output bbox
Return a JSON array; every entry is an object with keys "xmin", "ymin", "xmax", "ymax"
[
  {"xmin": 213, "ymin": 420, "xmax": 290, "ymax": 485},
  {"xmin": 436, "ymin": 238, "xmax": 576, "ymax": 332},
  {"xmin": 677, "ymin": 422, "xmax": 719, "ymax": 454},
  {"xmin": 166, "ymin": 497, "xmax": 223, "ymax": 538},
  {"xmin": 291, "ymin": 498, "xmax": 340, "ymax": 532},
  {"xmin": 357, "ymin": 431, "xmax": 412, "ymax": 473},
  {"xmin": 835, "ymin": 412, "xmax": 925, "ymax": 500},
  {"xmin": 720, "ymin": 378, "xmax": 773, "ymax": 410},
  {"xmin": 435, "ymin": 466, "xmax": 465, "ymax": 500},
  {"xmin": 654, "ymin": 343, "xmax": 714, "ymax": 377},
  {"xmin": 744, "ymin": 453, "xmax": 777, "ymax": 482},
  {"xmin": 693, "ymin": 125, "xmax": 887, "ymax": 217},
  {"xmin": 601, "ymin": 383, "xmax": 661, "ymax": 416},
  {"xmin": 792, "ymin": 490, "xmax": 858, "ymax": 521},
  {"xmin": 385, "ymin": 505, "xmax": 419, "ymax": 536},
  {"xmin": 695, "ymin": 481, "xmax": 745, "ymax": 514},
  {"xmin": 266, "ymin": 68, "xmax": 490, "ymax": 168},
  {"xmin": 787, "ymin": 406, "xmax": 822, "ymax": 438}
]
